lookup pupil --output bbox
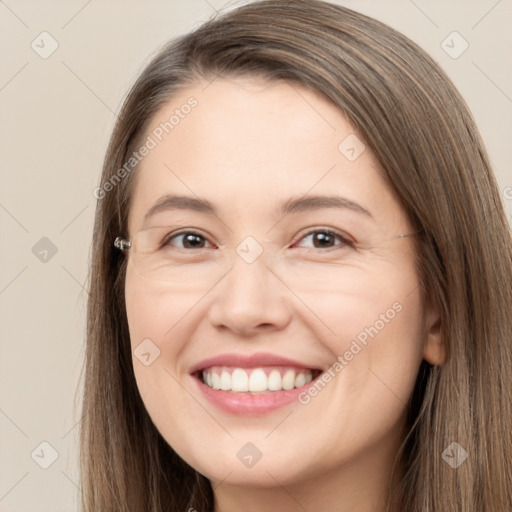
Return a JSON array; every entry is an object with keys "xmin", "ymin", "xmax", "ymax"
[
  {"xmin": 184, "ymin": 234, "xmax": 204, "ymax": 248},
  {"xmin": 314, "ymin": 232, "xmax": 333, "ymax": 247}
]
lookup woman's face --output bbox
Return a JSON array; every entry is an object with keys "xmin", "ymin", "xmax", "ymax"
[{"xmin": 125, "ymin": 77, "xmax": 441, "ymax": 488}]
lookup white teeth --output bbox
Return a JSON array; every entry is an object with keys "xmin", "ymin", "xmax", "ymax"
[
  {"xmin": 282, "ymin": 369, "xmax": 295, "ymax": 390},
  {"xmin": 248, "ymin": 369, "xmax": 267, "ymax": 392},
  {"xmin": 294, "ymin": 372, "xmax": 306, "ymax": 388},
  {"xmin": 267, "ymin": 369, "xmax": 282, "ymax": 391},
  {"xmin": 220, "ymin": 370, "xmax": 231, "ymax": 390},
  {"xmin": 212, "ymin": 372, "xmax": 221, "ymax": 390},
  {"xmin": 201, "ymin": 367, "xmax": 314, "ymax": 393},
  {"xmin": 231, "ymin": 368, "xmax": 249, "ymax": 392}
]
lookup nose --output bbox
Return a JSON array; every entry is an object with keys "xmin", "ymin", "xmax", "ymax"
[{"xmin": 206, "ymin": 249, "xmax": 292, "ymax": 337}]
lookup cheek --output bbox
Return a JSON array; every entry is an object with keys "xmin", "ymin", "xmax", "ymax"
[
  {"xmin": 310, "ymin": 260, "xmax": 424, "ymax": 414},
  {"xmin": 125, "ymin": 269, "xmax": 199, "ymax": 352},
  {"xmin": 309, "ymin": 254, "xmax": 424, "ymax": 402},
  {"xmin": 124, "ymin": 273, "xmax": 184, "ymax": 406},
  {"xmin": 305, "ymin": 255, "xmax": 423, "ymax": 361},
  {"xmin": 289, "ymin": 264, "xmax": 424, "ymax": 469},
  {"xmin": 124, "ymin": 270, "xmax": 212, "ymax": 409},
  {"xmin": 125, "ymin": 277, "xmax": 168, "ymax": 348}
]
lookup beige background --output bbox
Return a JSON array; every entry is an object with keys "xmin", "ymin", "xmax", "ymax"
[{"xmin": 1, "ymin": 0, "xmax": 511, "ymax": 510}]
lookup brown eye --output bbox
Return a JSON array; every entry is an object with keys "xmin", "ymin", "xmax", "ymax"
[
  {"xmin": 294, "ymin": 229, "xmax": 353, "ymax": 250},
  {"xmin": 165, "ymin": 231, "xmax": 213, "ymax": 249}
]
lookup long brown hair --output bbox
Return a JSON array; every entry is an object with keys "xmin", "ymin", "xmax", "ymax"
[{"xmin": 80, "ymin": 1, "xmax": 512, "ymax": 510}]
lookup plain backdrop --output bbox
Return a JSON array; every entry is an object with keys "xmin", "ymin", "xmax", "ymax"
[{"xmin": 1, "ymin": 0, "xmax": 511, "ymax": 510}]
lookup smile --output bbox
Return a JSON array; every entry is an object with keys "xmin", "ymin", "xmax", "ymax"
[
  {"xmin": 200, "ymin": 366, "xmax": 319, "ymax": 393},
  {"xmin": 189, "ymin": 352, "xmax": 324, "ymax": 415}
]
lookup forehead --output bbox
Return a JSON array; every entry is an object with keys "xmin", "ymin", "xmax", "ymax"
[{"xmin": 127, "ymin": 77, "xmax": 405, "ymax": 232}]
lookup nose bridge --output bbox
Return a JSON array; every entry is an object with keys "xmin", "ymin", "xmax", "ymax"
[
  {"xmin": 231, "ymin": 240, "xmax": 274, "ymax": 292},
  {"xmin": 207, "ymin": 238, "xmax": 291, "ymax": 334},
  {"xmin": 225, "ymin": 239, "xmax": 277, "ymax": 308}
]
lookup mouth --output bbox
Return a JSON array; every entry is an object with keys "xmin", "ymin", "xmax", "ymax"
[
  {"xmin": 189, "ymin": 353, "xmax": 324, "ymax": 415},
  {"xmin": 194, "ymin": 366, "xmax": 322, "ymax": 394}
]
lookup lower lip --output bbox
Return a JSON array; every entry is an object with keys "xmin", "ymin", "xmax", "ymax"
[{"xmin": 193, "ymin": 375, "xmax": 316, "ymax": 416}]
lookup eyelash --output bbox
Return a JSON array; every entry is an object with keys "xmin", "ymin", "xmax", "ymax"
[{"xmin": 162, "ymin": 228, "xmax": 354, "ymax": 252}]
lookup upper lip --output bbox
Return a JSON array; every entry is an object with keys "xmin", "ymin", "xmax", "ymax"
[{"xmin": 189, "ymin": 352, "xmax": 322, "ymax": 374}]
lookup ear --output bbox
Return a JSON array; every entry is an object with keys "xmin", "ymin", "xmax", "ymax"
[{"xmin": 422, "ymin": 303, "xmax": 446, "ymax": 366}]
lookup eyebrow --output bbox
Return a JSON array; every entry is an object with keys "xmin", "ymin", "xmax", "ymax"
[{"xmin": 144, "ymin": 193, "xmax": 373, "ymax": 221}]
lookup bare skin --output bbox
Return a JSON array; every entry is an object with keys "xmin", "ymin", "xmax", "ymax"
[{"xmin": 124, "ymin": 77, "xmax": 445, "ymax": 512}]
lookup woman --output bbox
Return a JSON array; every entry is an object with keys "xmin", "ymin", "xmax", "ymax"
[{"xmin": 81, "ymin": 1, "xmax": 512, "ymax": 510}]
